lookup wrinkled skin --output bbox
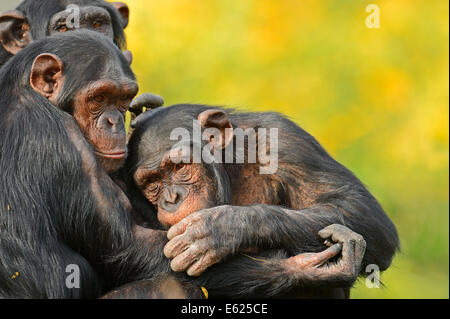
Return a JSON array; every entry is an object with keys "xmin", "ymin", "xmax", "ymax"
[
  {"xmin": 0, "ymin": 1, "xmax": 164, "ymax": 136},
  {"xmin": 71, "ymin": 78, "xmax": 139, "ymax": 173},
  {"xmin": 29, "ymin": 49, "xmax": 138, "ymax": 173},
  {"xmin": 164, "ymin": 209, "xmax": 366, "ymax": 280},
  {"xmin": 124, "ymin": 104, "xmax": 398, "ymax": 297}
]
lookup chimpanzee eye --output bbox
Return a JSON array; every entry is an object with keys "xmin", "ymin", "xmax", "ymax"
[
  {"xmin": 93, "ymin": 21, "xmax": 102, "ymax": 29},
  {"xmin": 94, "ymin": 95, "xmax": 105, "ymax": 103},
  {"xmin": 58, "ymin": 25, "xmax": 68, "ymax": 32},
  {"xmin": 174, "ymin": 164, "xmax": 191, "ymax": 182},
  {"xmin": 146, "ymin": 182, "xmax": 162, "ymax": 200}
]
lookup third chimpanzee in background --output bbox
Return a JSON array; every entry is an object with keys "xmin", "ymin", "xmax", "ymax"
[
  {"xmin": 0, "ymin": 0, "xmax": 162, "ymax": 113},
  {"xmin": 123, "ymin": 105, "xmax": 400, "ymax": 298},
  {"xmin": 0, "ymin": 0, "xmax": 130, "ymax": 66}
]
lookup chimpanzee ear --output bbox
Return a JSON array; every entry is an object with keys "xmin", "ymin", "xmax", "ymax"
[
  {"xmin": 0, "ymin": 10, "xmax": 32, "ymax": 55},
  {"xmin": 111, "ymin": 2, "xmax": 130, "ymax": 28},
  {"xmin": 30, "ymin": 54, "xmax": 64, "ymax": 104},
  {"xmin": 198, "ymin": 109, "xmax": 234, "ymax": 150}
]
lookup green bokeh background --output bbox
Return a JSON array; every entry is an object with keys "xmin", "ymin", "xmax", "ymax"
[{"xmin": 125, "ymin": 0, "xmax": 449, "ymax": 299}]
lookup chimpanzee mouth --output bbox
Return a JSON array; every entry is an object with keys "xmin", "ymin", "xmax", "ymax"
[{"xmin": 94, "ymin": 150, "xmax": 127, "ymax": 159}]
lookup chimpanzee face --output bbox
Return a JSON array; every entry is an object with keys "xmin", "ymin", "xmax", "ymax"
[
  {"xmin": 72, "ymin": 78, "xmax": 138, "ymax": 173},
  {"xmin": 129, "ymin": 107, "xmax": 234, "ymax": 228},
  {"xmin": 48, "ymin": 6, "xmax": 115, "ymax": 40},
  {"xmin": 134, "ymin": 152, "xmax": 220, "ymax": 229},
  {"xmin": 29, "ymin": 44, "xmax": 138, "ymax": 174},
  {"xmin": 0, "ymin": 1, "xmax": 129, "ymax": 57}
]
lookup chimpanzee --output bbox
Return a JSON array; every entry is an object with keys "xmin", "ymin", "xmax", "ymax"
[
  {"xmin": 0, "ymin": 30, "xmax": 166, "ymax": 298},
  {"xmin": 0, "ymin": 0, "xmax": 129, "ymax": 66},
  {"xmin": 0, "ymin": 0, "xmax": 160, "ymax": 114},
  {"xmin": 123, "ymin": 104, "xmax": 400, "ymax": 298},
  {"xmin": 0, "ymin": 30, "xmax": 365, "ymax": 299}
]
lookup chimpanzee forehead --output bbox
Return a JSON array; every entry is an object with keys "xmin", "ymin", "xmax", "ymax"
[
  {"xmin": 101, "ymin": 51, "xmax": 135, "ymax": 80},
  {"xmin": 17, "ymin": 0, "xmax": 115, "ymax": 38}
]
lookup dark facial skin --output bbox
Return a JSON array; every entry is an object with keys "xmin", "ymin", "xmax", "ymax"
[
  {"xmin": 29, "ymin": 52, "xmax": 138, "ymax": 173},
  {"xmin": 0, "ymin": 1, "xmax": 129, "ymax": 58},
  {"xmin": 135, "ymin": 151, "xmax": 219, "ymax": 229},
  {"xmin": 48, "ymin": 6, "xmax": 115, "ymax": 40},
  {"xmin": 72, "ymin": 78, "xmax": 138, "ymax": 173}
]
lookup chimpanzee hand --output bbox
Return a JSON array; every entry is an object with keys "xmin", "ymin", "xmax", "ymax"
[
  {"xmin": 284, "ymin": 224, "xmax": 366, "ymax": 286},
  {"xmin": 129, "ymin": 93, "xmax": 164, "ymax": 117},
  {"xmin": 164, "ymin": 206, "xmax": 247, "ymax": 277},
  {"xmin": 127, "ymin": 93, "xmax": 164, "ymax": 141}
]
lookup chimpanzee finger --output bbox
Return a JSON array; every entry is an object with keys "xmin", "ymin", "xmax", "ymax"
[
  {"xmin": 354, "ymin": 236, "xmax": 367, "ymax": 265},
  {"xmin": 170, "ymin": 248, "xmax": 198, "ymax": 273},
  {"xmin": 123, "ymin": 50, "xmax": 133, "ymax": 65},
  {"xmin": 167, "ymin": 212, "xmax": 204, "ymax": 240},
  {"xmin": 324, "ymin": 239, "xmax": 334, "ymax": 247},
  {"xmin": 171, "ymin": 241, "xmax": 209, "ymax": 273},
  {"xmin": 310, "ymin": 244, "xmax": 342, "ymax": 266},
  {"xmin": 129, "ymin": 94, "xmax": 165, "ymax": 130},
  {"xmin": 130, "ymin": 93, "xmax": 164, "ymax": 112},
  {"xmin": 318, "ymin": 224, "xmax": 348, "ymax": 242},
  {"xmin": 341, "ymin": 238, "xmax": 356, "ymax": 264},
  {"xmin": 186, "ymin": 252, "xmax": 221, "ymax": 277},
  {"xmin": 164, "ymin": 234, "xmax": 190, "ymax": 259}
]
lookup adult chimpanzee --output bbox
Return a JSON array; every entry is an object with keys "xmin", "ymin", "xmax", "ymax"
[
  {"xmin": 0, "ymin": 0, "xmax": 129, "ymax": 66},
  {"xmin": 123, "ymin": 104, "xmax": 400, "ymax": 298},
  {"xmin": 0, "ymin": 0, "xmax": 163, "ymax": 117},
  {"xmin": 0, "ymin": 30, "xmax": 169, "ymax": 298},
  {"xmin": 0, "ymin": 30, "xmax": 365, "ymax": 299}
]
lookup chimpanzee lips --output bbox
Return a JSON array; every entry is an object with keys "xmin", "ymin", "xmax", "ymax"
[{"xmin": 94, "ymin": 150, "xmax": 127, "ymax": 159}]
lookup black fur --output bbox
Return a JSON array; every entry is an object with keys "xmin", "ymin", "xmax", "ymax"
[
  {"xmin": 0, "ymin": 31, "xmax": 169, "ymax": 298},
  {"xmin": 0, "ymin": 0, "xmax": 127, "ymax": 67},
  {"xmin": 124, "ymin": 104, "xmax": 400, "ymax": 298}
]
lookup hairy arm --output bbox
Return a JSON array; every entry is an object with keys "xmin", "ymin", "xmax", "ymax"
[
  {"xmin": 63, "ymin": 115, "xmax": 174, "ymax": 289},
  {"xmin": 164, "ymin": 121, "xmax": 399, "ymax": 278}
]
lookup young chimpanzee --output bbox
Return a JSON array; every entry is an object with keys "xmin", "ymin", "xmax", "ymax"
[
  {"xmin": 0, "ymin": 30, "xmax": 359, "ymax": 299},
  {"xmin": 124, "ymin": 104, "xmax": 400, "ymax": 298}
]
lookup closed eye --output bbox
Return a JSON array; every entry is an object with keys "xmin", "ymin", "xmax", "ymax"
[
  {"xmin": 174, "ymin": 164, "xmax": 192, "ymax": 182},
  {"xmin": 145, "ymin": 182, "xmax": 162, "ymax": 202}
]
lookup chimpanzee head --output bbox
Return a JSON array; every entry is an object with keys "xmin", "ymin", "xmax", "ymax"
[
  {"xmin": 2, "ymin": 30, "xmax": 138, "ymax": 173},
  {"xmin": 0, "ymin": 0, "xmax": 130, "ymax": 66},
  {"xmin": 126, "ymin": 105, "xmax": 234, "ymax": 229}
]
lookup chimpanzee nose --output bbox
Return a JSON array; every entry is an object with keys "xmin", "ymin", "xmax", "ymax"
[
  {"xmin": 103, "ymin": 111, "xmax": 124, "ymax": 133},
  {"xmin": 160, "ymin": 186, "xmax": 188, "ymax": 212},
  {"xmin": 165, "ymin": 190, "xmax": 180, "ymax": 204},
  {"xmin": 107, "ymin": 117, "xmax": 117, "ymax": 126}
]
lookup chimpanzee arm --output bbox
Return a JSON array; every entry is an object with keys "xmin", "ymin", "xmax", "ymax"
[
  {"xmin": 188, "ymin": 224, "xmax": 366, "ymax": 298},
  {"xmin": 63, "ymin": 116, "xmax": 174, "ymax": 290},
  {"xmin": 165, "ymin": 197, "xmax": 397, "ymax": 280},
  {"xmin": 164, "ymin": 120, "xmax": 399, "ymax": 276}
]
